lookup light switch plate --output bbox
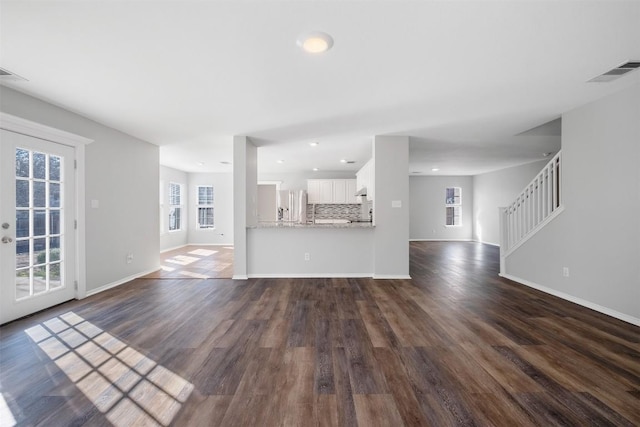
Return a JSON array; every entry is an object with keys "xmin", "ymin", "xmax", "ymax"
[
  {"xmin": 392, "ymin": 200, "xmax": 402, "ymax": 208},
  {"xmin": 91, "ymin": 199, "xmax": 99, "ymax": 209}
]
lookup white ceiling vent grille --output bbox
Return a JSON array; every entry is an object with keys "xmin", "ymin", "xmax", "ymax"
[
  {"xmin": 0, "ymin": 67, "xmax": 28, "ymax": 82},
  {"xmin": 589, "ymin": 60, "xmax": 640, "ymax": 82}
]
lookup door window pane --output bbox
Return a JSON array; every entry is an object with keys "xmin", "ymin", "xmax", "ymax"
[
  {"xmin": 50, "ymin": 183, "xmax": 60, "ymax": 207},
  {"xmin": 50, "ymin": 211, "xmax": 60, "ymax": 235},
  {"xmin": 16, "ymin": 180, "xmax": 29, "ymax": 207},
  {"xmin": 50, "ymin": 263, "xmax": 62, "ymax": 289},
  {"xmin": 33, "ymin": 238, "xmax": 46, "ymax": 265},
  {"xmin": 16, "ymin": 269, "xmax": 30, "ymax": 299},
  {"xmin": 34, "ymin": 210, "xmax": 47, "ymax": 236},
  {"xmin": 33, "ymin": 182, "xmax": 46, "ymax": 207},
  {"xmin": 33, "ymin": 152, "xmax": 46, "ymax": 179},
  {"xmin": 16, "ymin": 149, "xmax": 30, "ymax": 177},
  {"xmin": 33, "ymin": 266, "xmax": 47, "ymax": 294},
  {"xmin": 16, "ymin": 241, "xmax": 29, "ymax": 269},
  {"xmin": 49, "ymin": 156, "xmax": 61, "ymax": 181},
  {"xmin": 16, "ymin": 210, "xmax": 29, "ymax": 238}
]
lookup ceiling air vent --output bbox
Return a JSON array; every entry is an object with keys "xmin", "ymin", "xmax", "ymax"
[
  {"xmin": 589, "ymin": 60, "xmax": 640, "ymax": 82},
  {"xmin": 0, "ymin": 67, "xmax": 28, "ymax": 82}
]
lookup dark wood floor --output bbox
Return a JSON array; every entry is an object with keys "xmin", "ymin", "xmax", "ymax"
[{"xmin": 1, "ymin": 242, "xmax": 638, "ymax": 426}]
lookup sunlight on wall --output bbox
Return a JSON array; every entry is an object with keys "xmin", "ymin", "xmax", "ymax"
[{"xmin": 25, "ymin": 312, "xmax": 193, "ymax": 426}]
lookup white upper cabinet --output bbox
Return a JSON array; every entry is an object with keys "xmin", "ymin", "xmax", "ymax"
[{"xmin": 308, "ymin": 179, "xmax": 358, "ymax": 204}]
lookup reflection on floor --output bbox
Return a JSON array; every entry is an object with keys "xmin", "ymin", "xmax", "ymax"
[
  {"xmin": 24, "ymin": 311, "xmax": 193, "ymax": 426},
  {"xmin": 144, "ymin": 245, "xmax": 233, "ymax": 279}
]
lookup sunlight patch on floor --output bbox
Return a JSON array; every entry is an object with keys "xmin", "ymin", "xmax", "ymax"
[
  {"xmin": 0, "ymin": 393, "xmax": 16, "ymax": 427},
  {"xmin": 25, "ymin": 311, "xmax": 194, "ymax": 426},
  {"xmin": 165, "ymin": 255, "xmax": 200, "ymax": 266},
  {"xmin": 188, "ymin": 249, "xmax": 217, "ymax": 256}
]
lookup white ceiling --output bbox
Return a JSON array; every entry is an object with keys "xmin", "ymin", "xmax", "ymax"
[{"xmin": 1, "ymin": 1, "xmax": 639, "ymax": 176}]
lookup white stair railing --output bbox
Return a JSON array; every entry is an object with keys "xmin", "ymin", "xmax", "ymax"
[{"xmin": 499, "ymin": 152, "xmax": 564, "ymax": 269}]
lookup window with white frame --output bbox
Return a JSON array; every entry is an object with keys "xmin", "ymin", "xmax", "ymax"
[
  {"xmin": 196, "ymin": 185, "xmax": 214, "ymax": 229},
  {"xmin": 445, "ymin": 187, "xmax": 461, "ymax": 226},
  {"xmin": 168, "ymin": 182, "xmax": 182, "ymax": 231}
]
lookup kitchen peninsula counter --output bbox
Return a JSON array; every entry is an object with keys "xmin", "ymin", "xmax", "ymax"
[{"xmin": 247, "ymin": 222, "xmax": 374, "ymax": 277}]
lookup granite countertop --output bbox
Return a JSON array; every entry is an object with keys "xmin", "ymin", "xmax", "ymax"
[{"xmin": 251, "ymin": 221, "xmax": 374, "ymax": 229}]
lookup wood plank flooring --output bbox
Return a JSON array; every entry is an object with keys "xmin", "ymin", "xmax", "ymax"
[
  {"xmin": 143, "ymin": 245, "xmax": 233, "ymax": 280},
  {"xmin": 1, "ymin": 241, "xmax": 638, "ymax": 426}
]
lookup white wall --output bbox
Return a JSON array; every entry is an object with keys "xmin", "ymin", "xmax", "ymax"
[
  {"xmin": 472, "ymin": 160, "xmax": 548, "ymax": 245},
  {"xmin": 233, "ymin": 136, "xmax": 257, "ymax": 279},
  {"xmin": 505, "ymin": 83, "xmax": 640, "ymax": 323},
  {"xmin": 160, "ymin": 166, "xmax": 188, "ymax": 251},
  {"xmin": 409, "ymin": 176, "xmax": 473, "ymax": 241},
  {"xmin": 188, "ymin": 172, "xmax": 233, "ymax": 245},
  {"xmin": 1, "ymin": 87, "xmax": 159, "ymax": 293}
]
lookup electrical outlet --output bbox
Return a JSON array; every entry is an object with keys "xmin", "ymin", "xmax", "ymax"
[
  {"xmin": 126, "ymin": 253, "xmax": 134, "ymax": 264},
  {"xmin": 304, "ymin": 252, "xmax": 310, "ymax": 261},
  {"xmin": 562, "ymin": 267, "xmax": 569, "ymax": 277}
]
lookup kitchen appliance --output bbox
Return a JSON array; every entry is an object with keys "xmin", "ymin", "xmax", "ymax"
[{"xmin": 278, "ymin": 190, "xmax": 308, "ymax": 223}]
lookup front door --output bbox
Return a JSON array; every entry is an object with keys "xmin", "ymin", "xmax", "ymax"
[{"xmin": 0, "ymin": 129, "xmax": 76, "ymax": 324}]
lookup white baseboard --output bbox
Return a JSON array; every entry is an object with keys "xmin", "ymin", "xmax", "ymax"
[
  {"xmin": 500, "ymin": 273, "xmax": 640, "ymax": 327},
  {"xmin": 85, "ymin": 266, "xmax": 161, "ymax": 298},
  {"xmin": 372, "ymin": 274, "xmax": 412, "ymax": 280},
  {"xmin": 409, "ymin": 239, "xmax": 472, "ymax": 242},
  {"xmin": 160, "ymin": 244, "xmax": 188, "ymax": 253},
  {"xmin": 232, "ymin": 275, "xmax": 248, "ymax": 280},
  {"xmin": 186, "ymin": 242, "xmax": 234, "ymax": 247},
  {"xmin": 475, "ymin": 240, "xmax": 500, "ymax": 247},
  {"xmin": 247, "ymin": 273, "xmax": 372, "ymax": 279}
]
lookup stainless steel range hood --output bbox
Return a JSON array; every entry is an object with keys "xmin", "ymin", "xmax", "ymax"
[{"xmin": 354, "ymin": 187, "xmax": 367, "ymax": 196}]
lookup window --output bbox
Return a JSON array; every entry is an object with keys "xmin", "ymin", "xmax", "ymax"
[
  {"xmin": 196, "ymin": 185, "xmax": 214, "ymax": 229},
  {"xmin": 168, "ymin": 182, "xmax": 182, "ymax": 231},
  {"xmin": 445, "ymin": 187, "xmax": 461, "ymax": 226}
]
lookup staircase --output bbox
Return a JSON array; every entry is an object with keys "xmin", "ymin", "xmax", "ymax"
[{"xmin": 499, "ymin": 151, "xmax": 564, "ymax": 273}]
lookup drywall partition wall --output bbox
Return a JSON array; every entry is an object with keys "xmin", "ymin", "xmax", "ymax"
[
  {"xmin": 472, "ymin": 160, "xmax": 547, "ymax": 245},
  {"xmin": 505, "ymin": 83, "xmax": 640, "ymax": 324},
  {"xmin": 259, "ymin": 171, "xmax": 356, "ymax": 191},
  {"xmin": 0, "ymin": 86, "xmax": 160, "ymax": 294},
  {"xmin": 188, "ymin": 172, "xmax": 233, "ymax": 245},
  {"xmin": 409, "ymin": 175, "xmax": 473, "ymax": 241},
  {"xmin": 373, "ymin": 135, "xmax": 410, "ymax": 278},
  {"xmin": 160, "ymin": 166, "xmax": 188, "ymax": 252},
  {"xmin": 233, "ymin": 136, "xmax": 257, "ymax": 279}
]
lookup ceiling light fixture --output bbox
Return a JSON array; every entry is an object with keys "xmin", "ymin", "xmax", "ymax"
[
  {"xmin": 309, "ymin": 142, "xmax": 319, "ymax": 147},
  {"xmin": 277, "ymin": 159, "xmax": 285, "ymax": 164},
  {"xmin": 297, "ymin": 32, "xmax": 334, "ymax": 54},
  {"xmin": 432, "ymin": 168, "xmax": 440, "ymax": 172},
  {"xmin": 340, "ymin": 159, "xmax": 347, "ymax": 163},
  {"xmin": 197, "ymin": 162, "xmax": 205, "ymax": 166},
  {"xmin": 312, "ymin": 168, "xmax": 319, "ymax": 172},
  {"xmin": 220, "ymin": 161, "xmax": 231, "ymax": 165},
  {"xmin": 542, "ymin": 152, "xmax": 552, "ymax": 157}
]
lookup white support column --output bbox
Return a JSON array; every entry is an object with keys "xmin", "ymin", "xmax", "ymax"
[
  {"xmin": 233, "ymin": 136, "xmax": 257, "ymax": 280},
  {"xmin": 372, "ymin": 135, "xmax": 410, "ymax": 279}
]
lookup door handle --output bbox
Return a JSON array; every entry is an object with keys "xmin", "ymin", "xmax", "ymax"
[{"xmin": 1, "ymin": 236, "xmax": 13, "ymax": 243}]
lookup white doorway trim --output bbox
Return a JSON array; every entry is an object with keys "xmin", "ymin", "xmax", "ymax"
[{"xmin": 0, "ymin": 112, "xmax": 93, "ymax": 299}]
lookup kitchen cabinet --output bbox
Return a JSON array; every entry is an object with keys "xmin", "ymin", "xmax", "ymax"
[{"xmin": 308, "ymin": 179, "xmax": 358, "ymax": 204}]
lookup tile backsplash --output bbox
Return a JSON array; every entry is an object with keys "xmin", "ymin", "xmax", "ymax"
[{"xmin": 307, "ymin": 203, "xmax": 371, "ymax": 221}]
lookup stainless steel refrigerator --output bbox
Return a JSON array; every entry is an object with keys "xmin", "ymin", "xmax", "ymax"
[{"xmin": 278, "ymin": 190, "xmax": 307, "ymax": 223}]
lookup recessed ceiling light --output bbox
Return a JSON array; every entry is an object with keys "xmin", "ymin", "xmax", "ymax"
[
  {"xmin": 312, "ymin": 168, "xmax": 319, "ymax": 172},
  {"xmin": 309, "ymin": 142, "xmax": 319, "ymax": 147},
  {"xmin": 411, "ymin": 171, "xmax": 422, "ymax": 174},
  {"xmin": 297, "ymin": 32, "xmax": 334, "ymax": 54},
  {"xmin": 431, "ymin": 168, "xmax": 440, "ymax": 172},
  {"xmin": 542, "ymin": 152, "xmax": 552, "ymax": 157},
  {"xmin": 220, "ymin": 161, "xmax": 231, "ymax": 165},
  {"xmin": 340, "ymin": 159, "xmax": 347, "ymax": 163},
  {"xmin": 277, "ymin": 159, "xmax": 285, "ymax": 164},
  {"xmin": 197, "ymin": 162, "xmax": 205, "ymax": 166}
]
